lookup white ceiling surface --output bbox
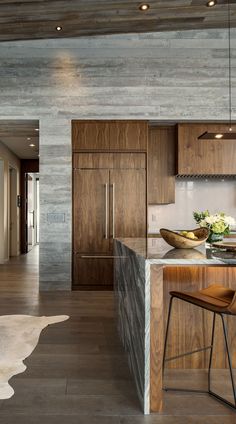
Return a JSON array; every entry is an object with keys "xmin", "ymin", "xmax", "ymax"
[{"xmin": 0, "ymin": 120, "xmax": 39, "ymax": 159}]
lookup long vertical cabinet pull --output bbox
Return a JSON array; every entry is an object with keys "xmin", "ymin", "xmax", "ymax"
[
  {"xmin": 104, "ymin": 183, "xmax": 109, "ymax": 239},
  {"xmin": 111, "ymin": 183, "xmax": 115, "ymax": 238}
]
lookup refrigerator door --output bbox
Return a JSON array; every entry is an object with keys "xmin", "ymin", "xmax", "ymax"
[
  {"xmin": 109, "ymin": 169, "xmax": 146, "ymax": 240},
  {"xmin": 73, "ymin": 169, "xmax": 110, "ymax": 253}
]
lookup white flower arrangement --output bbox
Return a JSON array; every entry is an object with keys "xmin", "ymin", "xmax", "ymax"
[{"xmin": 193, "ymin": 211, "xmax": 235, "ymax": 235}]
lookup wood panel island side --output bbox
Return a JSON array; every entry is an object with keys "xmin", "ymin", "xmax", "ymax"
[{"xmin": 114, "ymin": 238, "xmax": 236, "ymax": 414}]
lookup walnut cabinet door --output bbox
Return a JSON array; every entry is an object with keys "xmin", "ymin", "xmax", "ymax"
[
  {"xmin": 109, "ymin": 169, "xmax": 146, "ymax": 239},
  {"xmin": 73, "ymin": 169, "xmax": 110, "ymax": 253},
  {"xmin": 72, "ymin": 157, "xmax": 147, "ymax": 289}
]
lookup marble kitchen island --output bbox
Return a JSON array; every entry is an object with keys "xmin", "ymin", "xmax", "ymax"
[{"xmin": 114, "ymin": 237, "xmax": 236, "ymax": 414}]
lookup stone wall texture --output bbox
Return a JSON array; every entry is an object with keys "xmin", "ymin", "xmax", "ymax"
[{"xmin": 0, "ymin": 29, "xmax": 235, "ymax": 289}]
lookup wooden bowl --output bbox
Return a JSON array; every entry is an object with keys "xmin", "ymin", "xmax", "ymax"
[{"xmin": 160, "ymin": 228, "xmax": 209, "ymax": 249}]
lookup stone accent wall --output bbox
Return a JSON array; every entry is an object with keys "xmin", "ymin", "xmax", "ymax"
[{"xmin": 0, "ymin": 29, "xmax": 235, "ymax": 289}]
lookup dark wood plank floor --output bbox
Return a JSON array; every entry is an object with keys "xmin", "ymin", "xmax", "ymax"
[{"xmin": 0, "ymin": 246, "xmax": 235, "ymax": 423}]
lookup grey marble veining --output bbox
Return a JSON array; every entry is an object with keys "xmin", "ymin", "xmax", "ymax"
[
  {"xmin": 114, "ymin": 241, "xmax": 150, "ymax": 414},
  {"xmin": 118, "ymin": 238, "xmax": 236, "ymax": 265}
]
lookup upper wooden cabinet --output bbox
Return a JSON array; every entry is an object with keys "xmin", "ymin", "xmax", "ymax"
[
  {"xmin": 109, "ymin": 121, "xmax": 147, "ymax": 150},
  {"xmin": 72, "ymin": 120, "xmax": 148, "ymax": 151},
  {"xmin": 72, "ymin": 121, "xmax": 110, "ymax": 150},
  {"xmin": 178, "ymin": 123, "xmax": 236, "ymax": 175},
  {"xmin": 148, "ymin": 126, "xmax": 176, "ymax": 204}
]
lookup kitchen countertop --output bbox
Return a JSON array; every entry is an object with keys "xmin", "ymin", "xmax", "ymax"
[{"xmin": 117, "ymin": 237, "xmax": 236, "ymax": 265}]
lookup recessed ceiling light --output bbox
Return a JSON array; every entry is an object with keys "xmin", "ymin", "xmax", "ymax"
[
  {"xmin": 35, "ymin": 128, "xmax": 39, "ymax": 131},
  {"xmin": 27, "ymin": 137, "xmax": 31, "ymax": 141},
  {"xmin": 206, "ymin": 0, "xmax": 217, "ymax": 7},
  {"xmin": 29, "ymin": 143, "xmax": 35, "ymax": 147},
  {"xmin": 139, "ymin": 4, "xmax": 150, "ymax": 11},
  {"xmin": 214, "ymin": 133, "xmax": 223, "ymax": 139},
  {"xmin": 56, "ymin": 26, "xmax": 62, "ymax": 31}
]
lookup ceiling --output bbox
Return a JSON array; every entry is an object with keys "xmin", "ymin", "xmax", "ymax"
[
  {"xmin": 0, "ymin": 0, "xmax": 235, "ymax": 42},
  {"xmin": 0, "ymin": 120, "xmax": 39, "ymax": 160}
]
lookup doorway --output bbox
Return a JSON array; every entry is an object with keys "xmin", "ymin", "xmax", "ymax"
[
  {"xmin": 25, "ymin": 173, "xmax": 39, "ymax": 252},
  {"xmin": 0, "ymin": 159, "xmax": 4, "ymax": 263},
  {"xmin": 9, "ymin": 166, "xmax": 18, "ymax": 257}
]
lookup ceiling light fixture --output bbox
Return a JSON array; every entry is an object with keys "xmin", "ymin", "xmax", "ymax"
[
  {"xmin": 27, "ymin": 137, "xmax": 31, "ymax": 141},
  {"xmin": 56, "ymin": 26, "xmax": 62, "ymax": 31},
  {"xmin": 199, "ymin": 0, "xmax": 236, "ymax": 140},
  {"xmin": 29, "ymin": 143, "xmax": 35, "ymax": 147},
  {"xmin": 214, "ymin": 133, "xmax": 223, "ymax": 139},
  {"xmin": 35, "ymin": 128, "xmax": 39, "ymax": 131},
  {"xmin": 206, "ymin": 0, "xmax": 217, "ymax": 7},
  {"xmin": 139, "ymin": 4, "xmax": 150, "ymax": 11}
]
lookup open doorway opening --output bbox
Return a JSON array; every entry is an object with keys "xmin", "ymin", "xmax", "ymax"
[
  {"xmin": 26, "ymin": 173, "xmax": 39, "ymax": 252},
  {"xmin": 0, "ymin": 120, "xmax": 39, "ymax": 261},
  {"xmin": 0, "ymin": 159, "xmax": 5, "ymax": 263},
  {"xmin": 9, "ymin": 166, "xmax": 18, "ymax": 257}
]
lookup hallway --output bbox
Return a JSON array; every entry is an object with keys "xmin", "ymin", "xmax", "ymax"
[{"xmin": 0, "ymin": 250, "xmax": 235, "ymax": 423}]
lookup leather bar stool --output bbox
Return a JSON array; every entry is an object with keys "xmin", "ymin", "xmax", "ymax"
[{"xmin": 162, "ymin": 284, "xmax": 236, "ymax": 410}]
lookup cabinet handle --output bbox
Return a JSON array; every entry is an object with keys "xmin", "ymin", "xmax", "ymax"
[
  {"xmin": 32, "ymin": 210, "xmax": 35, "ymax": 229},
  {"xmin": 111, "ymin": 183, "xmax": 115, "ymax": 238},
  {"xmin": 104, "ymin": 183, "xmax": 109, "ymax": 239},
  {"xmin": 81, "ymin": 255, "xmax": 126, "ymax": 259}
]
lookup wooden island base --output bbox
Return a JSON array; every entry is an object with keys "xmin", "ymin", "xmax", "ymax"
[{"xmin": 150, "ymin": 265, "xmax": 236, "ymax": 413}]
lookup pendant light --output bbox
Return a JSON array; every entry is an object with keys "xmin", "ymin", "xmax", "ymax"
[{"xmin": 198, "ymin": 0, "xmax": 235, "ymax": 140}]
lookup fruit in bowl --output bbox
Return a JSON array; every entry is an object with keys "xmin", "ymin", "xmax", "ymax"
[
  {"xmin": 180, "ymin": 231, "xmax": 198, "ymax": 240},
  {"xmin": 160, "ymin": 227, "xmax": 209, "ymax": 249}
]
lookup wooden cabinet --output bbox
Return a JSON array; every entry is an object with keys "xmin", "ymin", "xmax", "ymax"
[
  {"xmin": 110, "ymin": 169, "xmax": 146, "ymax": 238},
  {"xmin": 178, "ymin": 123, "xmax": 236, "ymax": 175},
  {"xmin": 148, "ymin": 126, "xmax": 176, "ymax": 204},
  {"xmin": 73, "ymin": 256, "xmax": 113, "ymax": 289},
  {"xmin": 73, "ymin": 169, "xmax": 110, "ymax": 253},
  {"xmin": 109, "ymin": 121, "xmax": 147, "ymax": 151},
  {"xmin": 73, "ymin": 152, "xmax": 147, "ymax": 289},
  {"xmin": 72, "ymin": 120, "xmax": 148, "ymax": 151},
  {"xmin": 72, "ymin": 121, "xmax": 110, "ymax": 151},
  {"xmin": 73, "ymin": 152, "xmax": 146, "ymax": 170}
]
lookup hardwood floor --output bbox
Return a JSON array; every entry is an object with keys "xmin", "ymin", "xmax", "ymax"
[{"xmin": 0, "ymin": 247, "xmax": 235, "ymax": 423}]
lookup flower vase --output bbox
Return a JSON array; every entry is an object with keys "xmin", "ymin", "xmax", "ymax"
[{"xmin": 207, "ymin": 232, "xmax": 224, "ymax": 244}]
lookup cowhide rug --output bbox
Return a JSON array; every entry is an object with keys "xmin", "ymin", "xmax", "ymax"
[{"xmin": 0, "ymin": 314, "xmax": 69, "ymax": 399}]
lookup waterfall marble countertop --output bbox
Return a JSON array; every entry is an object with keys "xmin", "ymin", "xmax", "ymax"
[
  {"xmin": 114, "ymin": 238, "xmax": 236, "ymax": 414},
  {"xmin": 117, "ymin": 237, "xmax": 236, "ymax": 265}
]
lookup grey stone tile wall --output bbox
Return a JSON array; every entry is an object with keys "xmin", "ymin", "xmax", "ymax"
[{"xmin": 0, "ymin": 29, "xmax": 235, "ymax": 290}]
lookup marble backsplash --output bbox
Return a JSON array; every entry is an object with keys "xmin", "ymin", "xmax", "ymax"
[{"xmin": 148, "ymin": 178, "xmax": 236, "ymax": 233}]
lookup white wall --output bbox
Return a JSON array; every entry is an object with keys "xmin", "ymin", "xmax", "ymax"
[
  {"xmin": 0, "ymin": 140, "xmax": 20, "ymax": 262},
  {"xmin": 148, "ymin": 179, "xmax": 236, "ymax": 233}
]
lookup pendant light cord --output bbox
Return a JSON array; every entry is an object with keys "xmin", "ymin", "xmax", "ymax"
[{"xmin": 228, "ymin": 0, "xmax": 232, "ymax": 130}]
